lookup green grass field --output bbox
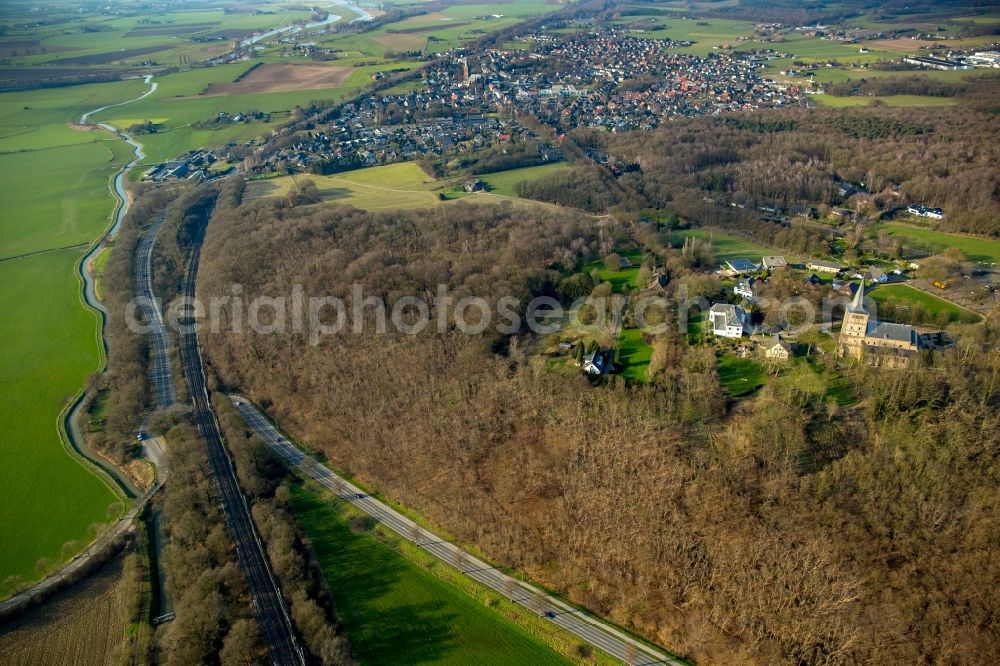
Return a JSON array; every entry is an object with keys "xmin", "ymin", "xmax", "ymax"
[
  {"xmin": 0, "ymin": 6, "xmax": 321, "ymax": 68},
  {"xmin": 0, "ymin": 80, "xmax": 139, "ymax": 596},
  {"xmin": 717, "ymin": 354, "xmax": 767, "ymax": 397},
  {"xmin": 247, "ymin": 163, "xmax": 446, "ymax": 210},
  {"xmin": 665, "ymin": 228, "xmax": 773, "ymax": 263},
  {"xmin": 617, "ymin": 328, "xmax": 653, "ymax": 382},
  {"xmin": 0, "ymin": 249, "xmax": 120, "ymax": 596},
  {"xmin": 247, "ymin": 162, "xmax": 579, "ymax": 211},
  {"xmin": 876, "ymin": 222, "xmax": 1000, "ymax": 264},
  {"xmin": 290, "ymin": 486, "xmax": 573, "ymax": 665},
  {"xmin": 814, "ymin": 94, "xmax": 958, "ymax": 108},
  {"xmin": 868, "ymin": 283, "xmax": 981, "ymax": 323},
  {"xmin": 477, "ymin": 162, "xmax": 569, "ymax": 197}
]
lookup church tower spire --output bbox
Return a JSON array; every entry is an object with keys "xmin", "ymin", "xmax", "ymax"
[
  {"xmin": 840, "ymin": 278, "xmax": 870, "ymax": 358},
  {"xmin": 848, "ymin": 278, "xmax": 867, "ymax": 313}
]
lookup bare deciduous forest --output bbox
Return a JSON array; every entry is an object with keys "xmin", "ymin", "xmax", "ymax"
[
  {"xmin": 524, "ymin": 96, "xmax": 1000, "ymax": 237},
  {"xmin": 196, "ymin": 179, "xmax": 1000, "ymax": 665}
]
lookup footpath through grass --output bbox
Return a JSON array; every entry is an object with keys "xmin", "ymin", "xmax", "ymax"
[{"xmin": 291, "ymin": 485, "xmax": 576, "ymax": 666}]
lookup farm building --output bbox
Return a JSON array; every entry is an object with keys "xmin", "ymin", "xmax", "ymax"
[
  {"xmin": 725, "ymin": 258, "xmax": 759, "ymax": 274},
  {"xmin": 807, "ymin": 259, "xmax": 842, "ymax": 275},
  {"xmin": 762, "ymin": 256, "xmax": 787, "ymax": 270}
]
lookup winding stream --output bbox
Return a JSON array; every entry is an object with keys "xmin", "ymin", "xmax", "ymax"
[{"xmin": 63, "ymin": 75, "xmax": 157, "ymax": 503}]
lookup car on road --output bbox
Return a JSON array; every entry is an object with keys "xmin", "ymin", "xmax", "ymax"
[
  {"xmin": 136, "ymin": 432, "xmax": 147, "ymax": 442},
  {"xmin": 543, "ymin": 610, "xmax": 557, "ymax": 619}
]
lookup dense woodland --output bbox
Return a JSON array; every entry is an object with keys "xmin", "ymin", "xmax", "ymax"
[
  {"xmin": 196, "ymin": 179, "xmax": 1000, "ymax": 665},
  {"xmin": 521, "ymin": 97, "xmax": 1000, "ymax": 238}
]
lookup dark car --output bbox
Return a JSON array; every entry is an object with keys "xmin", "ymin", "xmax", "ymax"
[{"xmin": 543, "ymin": 610, "xmax": 557, "ymax": 619}]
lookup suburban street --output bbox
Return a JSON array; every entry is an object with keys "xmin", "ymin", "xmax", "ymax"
[
  {"xmin": 178, "ymin": 247, "xmax": 304, "ymax": 666},
  {"xmin": 231, "ymin": 397, "xmax": 687, "ymax": 666}
]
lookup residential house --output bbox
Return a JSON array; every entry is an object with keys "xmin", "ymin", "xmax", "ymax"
[
  {"xmin": 761, "ymin": 334, "xmax": 791, "ymax": 360},
  {"xmin": 647, "ymin": 272, "xmax": 668, "ymax": 290},
  {"xmin": 709, "ymin": 303, "xmax": 747, "ymax": 338},
  {"xmin": 734, "ymin": 277, "xmax": 759, "ymax": 301},
  {"xmin": 582, "ymin": 350, "xmax": 610, "ymax": 375},
  {"xmin": 762, "ymin": 255, "xmax": 787, "ymax": 270},
  {"xmin": 464, "ymin": 178, "xmax": 484, "ymax": 192},
  {"xmin": 866, "ymin": 267, "xmax": 888, "ymax": 284}
]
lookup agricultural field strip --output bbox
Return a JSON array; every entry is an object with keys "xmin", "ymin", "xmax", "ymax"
[{"xmin": 232, "ymin": 397, "xmax": 683, "ymax": 666}]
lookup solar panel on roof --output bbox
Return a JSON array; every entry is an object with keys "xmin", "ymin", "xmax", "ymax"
[{"xmin": 727, "ymin": 258, "xmax": 757, "ymax": 271}]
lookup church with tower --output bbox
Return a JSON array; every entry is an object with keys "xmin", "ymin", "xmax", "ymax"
[{"xmin": 839, "ymin": 281, "xmax": 922, "ymax": 365}]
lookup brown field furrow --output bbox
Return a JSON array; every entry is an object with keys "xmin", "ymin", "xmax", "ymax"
[{"xmin": 199, "ymin": 63, "xmax": 352, "ymax": 95}]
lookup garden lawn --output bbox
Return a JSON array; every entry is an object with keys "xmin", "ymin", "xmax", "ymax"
[
  {"xmin": 717, "ymin": 354, "xmax": 767, "ymax": 397},
  {"xmin": 868, "ymin": 283, "xmax": 981, "ymax": 323},
  {"xmin": 877, "ymin": 222, "xmax": 1000, "ymax": 264},
  {"xmin": 290, "ymin": 486, "xmax": 571, "ymax": 666},
  {"xmin": 0, "ymin": 249, "xmax": 120, "ymax": 597},
  {"xmin": 617, "ymin": 328, "xmax": 653, "ymax": 382}
]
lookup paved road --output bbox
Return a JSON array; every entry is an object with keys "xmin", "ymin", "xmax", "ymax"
[
  {"xmin": 134, "ymin": 212, "xmax": 176, "ymax": 408},
  {"xmin": 178, "ymin": 247, "xmax": 303, "ymax": 666},
  {"xmin": 231, "ymin": 397, "xmax": 686, "ymax": 666}
]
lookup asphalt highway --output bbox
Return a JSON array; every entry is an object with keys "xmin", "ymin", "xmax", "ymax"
[
  {"xmin": 231, "ymin": 396, "xmax": 687, "ymax": 666},
  {"xmin": 179, "ymin": 247, "xmax": 303, "ymax": 666},
  {"xmin": 133, "ymin": 212, "xmax": 176, "ymax": 409}
]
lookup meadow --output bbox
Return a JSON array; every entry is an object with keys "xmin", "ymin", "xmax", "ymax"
[
  {"xmin": 814, "ymin": 94, "xmax": 958, "ymax": 108},
  {"xmin": 0, "ymin": 76, "xmax": 158, "ymax": 595},
  {"xmin": 0, "ymin": 248, "xmax": 121, "ymax": 597},
  {"xmin": 477, "ymin": 161, "xmax": 570, "ymax": 197},
  {"xmin": 248, "ymin": 162, "xmax": 446, "ymax": 210},
  {"xmin": 876, "ymin": 222, "xmax": 1000, "ymax": 264},
  {"xmin": 582, "ymin": 248, "xmax": 643, "ymax": 291},
  {"xmin": 317, "ymin": 1, "xmax": 551, "ymax": 57},
  {"xmin": 664, "ymin": 228, "xmax": 774, "ymax": 263},
  {"xmin": 868, "ymin": 283, "xmax": 981, "ymax": 323},
  {"xmin": 247, "ymin": 161, "xmax": 579, "ymax": 211},
  {"xmin": 0, "ymin": 6, "xmax": 321, "ymax": 68},
  {"xmin": 291, "ymin": 485, "xmax": 575, "ymax": 665}
]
